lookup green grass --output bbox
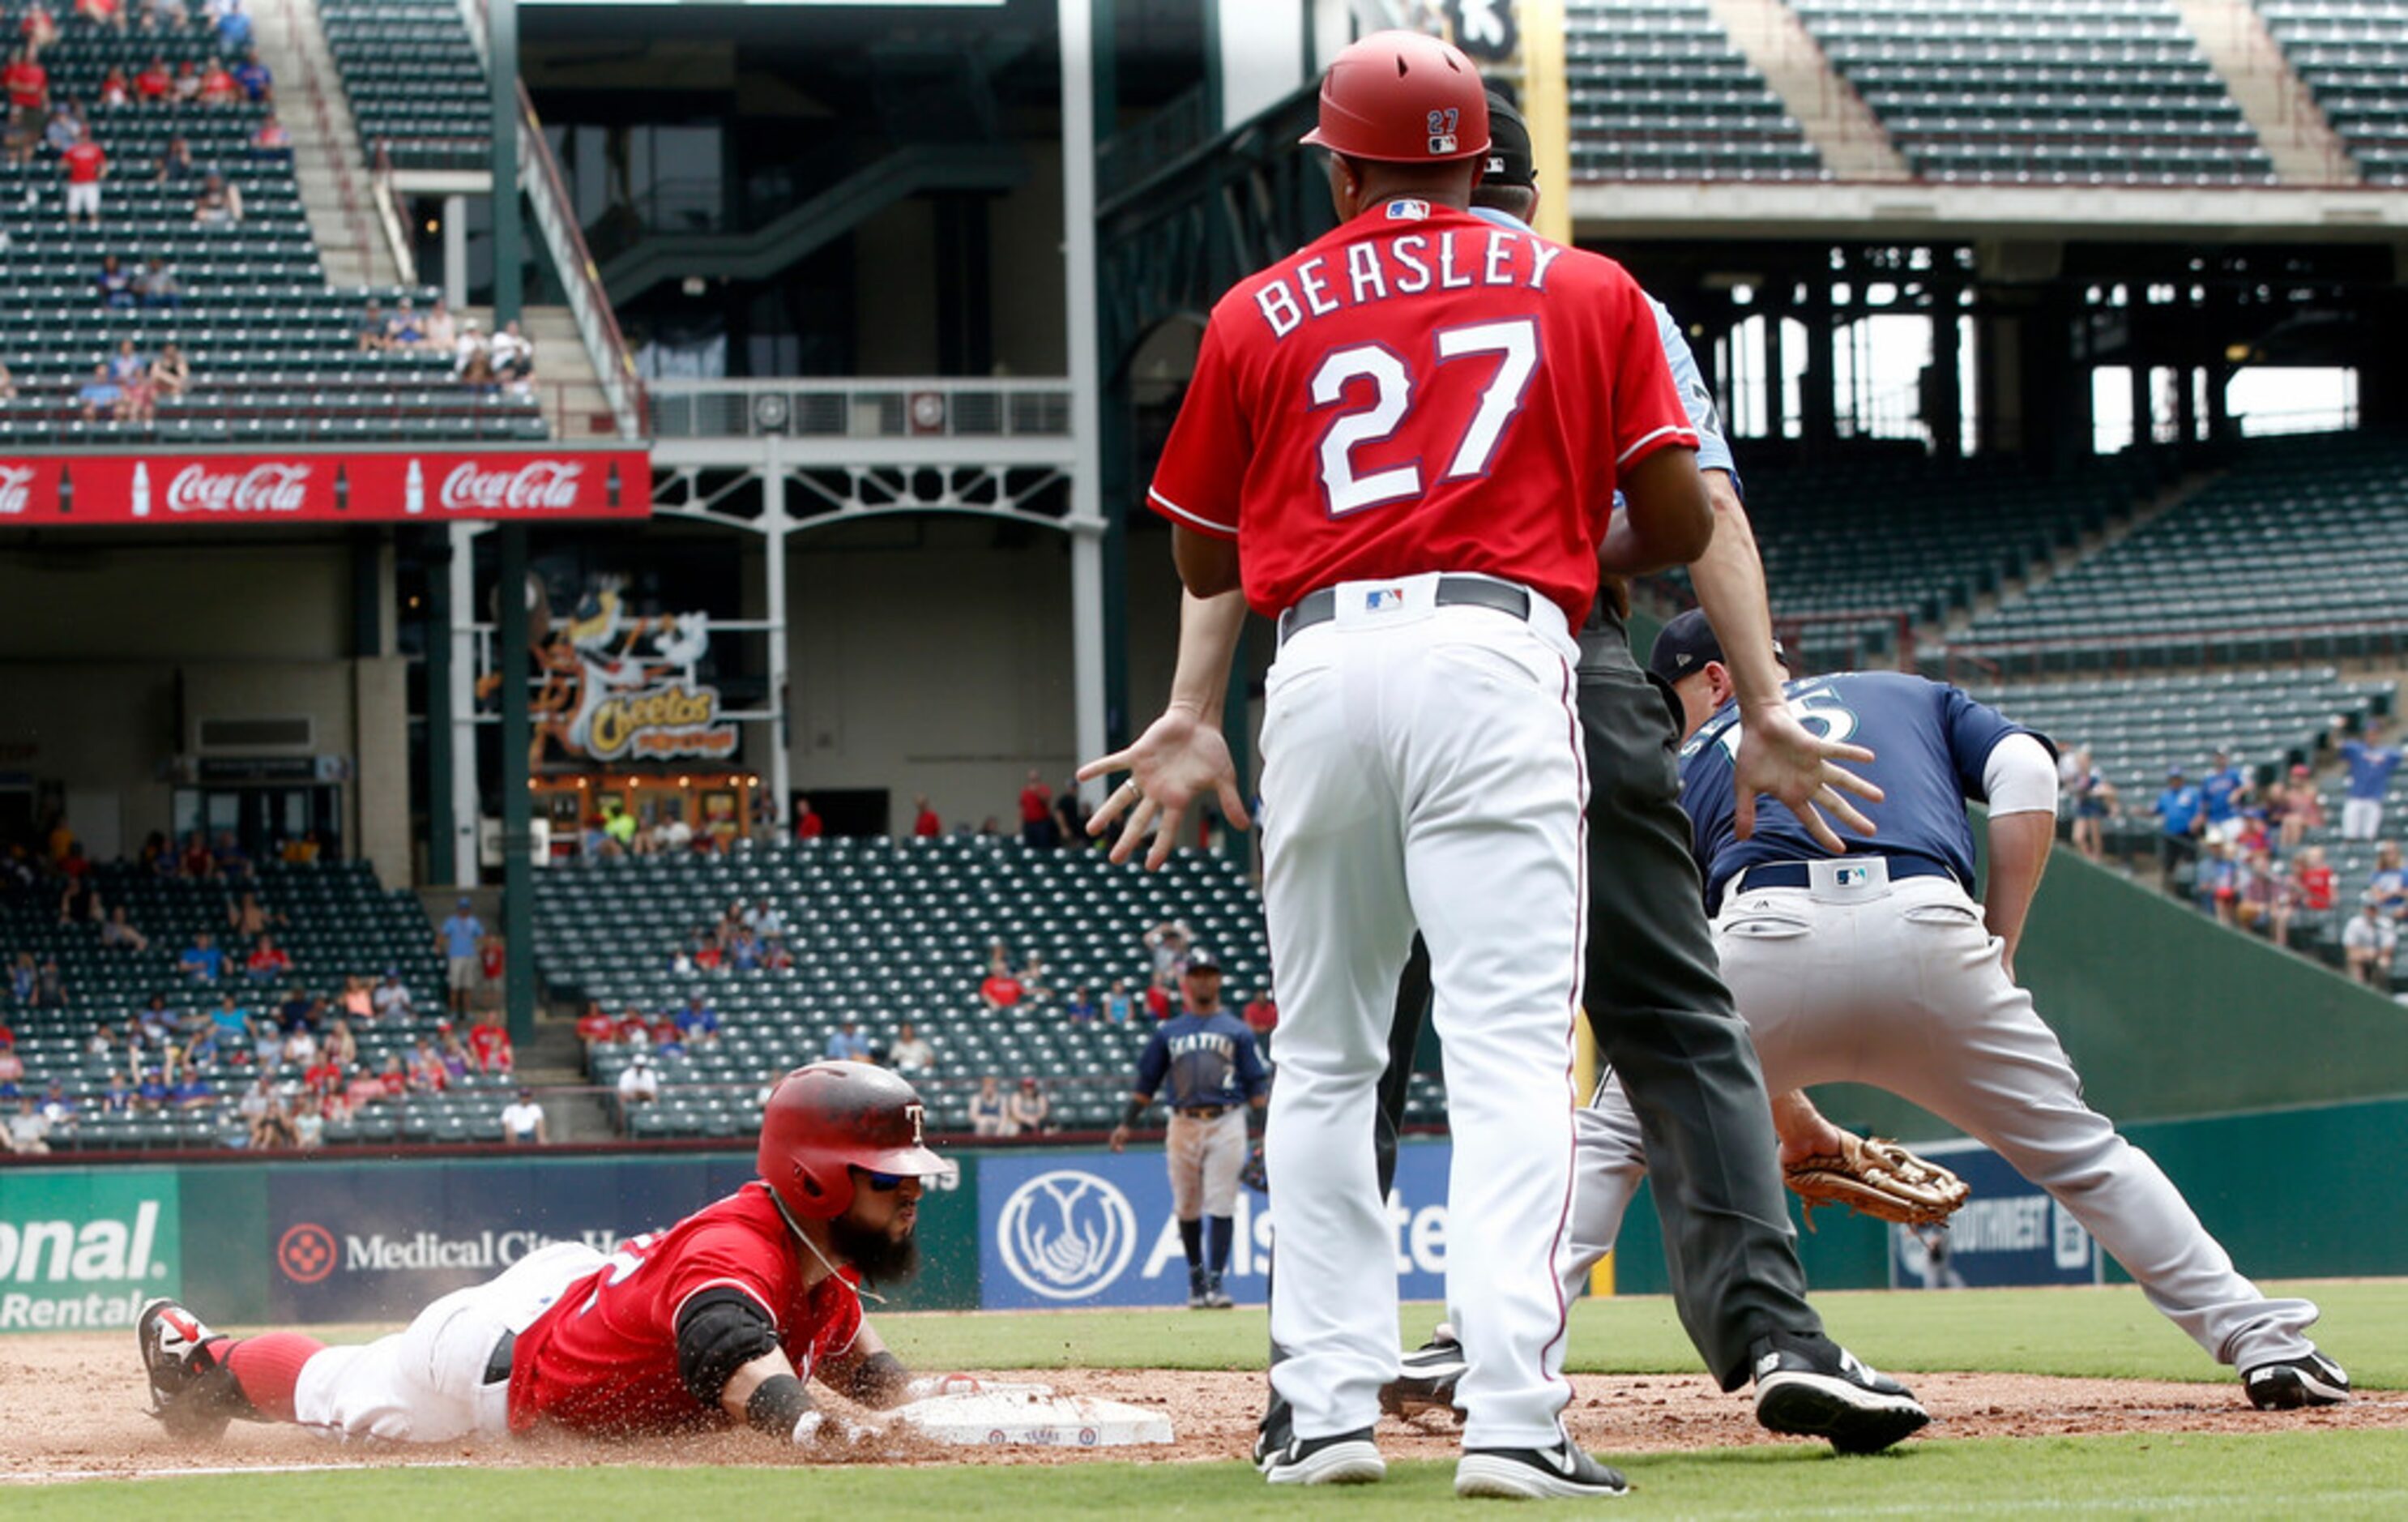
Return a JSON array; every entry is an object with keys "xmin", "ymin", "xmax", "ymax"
[
  {"xmin": 17, "ymin": 1433, "xmax": 2408, "ymax": 1520},
  {"xmin": 871, "ymin": 1279, "xmax": 2406, "ymax": 1391},
  {"xmin": 24, "ymin": 1281, "xmax": 2405, "ymax": 1517}
]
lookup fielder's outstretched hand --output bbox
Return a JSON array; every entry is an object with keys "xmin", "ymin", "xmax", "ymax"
[
  {"xmin": 1078, "ymin": 704, "xmax": 1251, "ymax": 871},
  {"xmin": 1733, "ymin": 702, "xmax": 1882, "ymax": 853}
]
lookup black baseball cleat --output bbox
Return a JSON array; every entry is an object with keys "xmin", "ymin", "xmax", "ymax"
[
  {"xmin": 1456, "ymin": 1432, "xmax": 1630, "ymax": 1500},
  {"xmin": 1380, "ymin": 1323, "xmax": 1467, "ymax": 1418},
  {"xmin": 2243, "ymin": 1350, "xmax": 2351, "ymax": 1410},
  {"xmin": 1261, "ymin": 1426, "xmax": 1386, "ymax": 1486},
  {"xmin": 1252, "ymin": 1392, "xmax": 1294, "ymax": 1471},
  {"xmin": 138, "ymin": 1298, "xmax": 248, "ymax": 1439},
  {"xmin": 1751, "ymin": 1331, "xmax": 1929, "ymax": 1455}
]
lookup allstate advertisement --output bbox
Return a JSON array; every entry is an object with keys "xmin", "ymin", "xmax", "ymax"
[
  {"xmin": 1886, "ymin": 1140, "xmax": 2099, "ymax": 1289},
  {"xmin": 978, "ymin": 1140, "xmax": 1454, "ymax": 1310}
]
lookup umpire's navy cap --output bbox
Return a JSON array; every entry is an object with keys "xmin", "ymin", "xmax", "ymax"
[{"xmin": 1647, "ymin": 609, "xmax": 1787, "ymax": 686}]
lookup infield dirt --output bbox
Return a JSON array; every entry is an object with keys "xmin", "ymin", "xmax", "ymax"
[{"xmin": 2, "ymin": 1332, "xmax": 2399, "ymax": 1481}]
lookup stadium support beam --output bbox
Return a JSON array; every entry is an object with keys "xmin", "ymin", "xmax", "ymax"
[
  {"xmin": 497, "ymin": 524, "xmax": 536, "ymax": 1045},
  {"xmin": 1516, "ymin": 0, "xmax": 1573, "ymax": 248},
  {"xmin": 490, "ymin": 0, "xmax": 522, "ymax": 325},
  {"xmin": 425, "ymin": 530, "xmax": 455, "ymax": 886},
  {"xmin": 448, "ymin": 524, "xmax": 481, "ymax": 887},
  {"xmin": 1061, "ymin": 0, "xmax": 1108, "ymax": 796},
  {"xmin": 763, "ymin": 452, "xmax": 792, "ymax": 831}
]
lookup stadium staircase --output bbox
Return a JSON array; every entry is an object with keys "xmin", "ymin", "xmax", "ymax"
[
  {"xmin": 2172, "ymin": 0, "xmax": 2359, "ymax": 182},
  {"xmin": 2254, "ymin": 0, "xmax": 2408, "ymax": 185},
  {"xmin": 1705, "ymin": 0, "xmax": 1912, "ymax": 178},
  {"xmin": 253, "ymin": 0, "xmax": 397, "ymax": 288}
]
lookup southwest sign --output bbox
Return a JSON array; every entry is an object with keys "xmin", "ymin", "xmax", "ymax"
[{"xmin": 0, "ymin": 448, "xmax": 651, "ymax": 524}]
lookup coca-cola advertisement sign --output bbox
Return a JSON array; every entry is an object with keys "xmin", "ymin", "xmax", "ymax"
[{"xmin": 0, "ymin": 449, "xmax": 650, "ymax": 524}]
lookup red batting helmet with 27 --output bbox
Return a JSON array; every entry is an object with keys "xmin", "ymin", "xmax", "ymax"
[
  {"xmin": 758, "ymin": 1060, "xmax": 946, "ymax": 1221},
  {"xmin": 1300, "ymin": 29, "xmax": 1491, "ymax": 164}
]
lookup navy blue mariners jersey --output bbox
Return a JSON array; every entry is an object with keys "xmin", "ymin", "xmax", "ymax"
[
  {"xmin": 1135, "ymin": 1009, "xmax": 1269, "ymax": 1110},
  {"xmin": 1676, "ymin": 670, "xmax": 2051, "ymax": 915}
]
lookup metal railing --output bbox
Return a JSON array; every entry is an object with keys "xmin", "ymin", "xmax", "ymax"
[
  {"xmin": 518, "ymin": 83, "xmax": 646, "ymax": 440},
  {"xmin": 645, "ymin": 378, "xmax": 1073, "ymax": 442}
]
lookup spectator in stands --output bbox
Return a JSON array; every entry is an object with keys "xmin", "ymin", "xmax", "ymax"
[
  {"xmin": 5, "ymin": 953, "xmax": 32, "ymax": 1006},
  {"xmin": 615, "ymin": 1052, "xmax": 659, "ymax": 1109},
  {"xmin": 195, "ymin": 54, "xmax": 235, "ymax": 106},
  {"xmin": 2339, "ymin": 716, "xmax": 2402, "ymax": 842},
  {"xmin": 1103, "ymin": 978, "xmax": 1134, "ymax": 1025},
  {"xmin": 102, "ymin": 1071, "xmax": 132, "ymax": 1112},
  {"xmin": 171, "ymin": 1067, "xmax": 212, "ymax": 1112},
  {"xmin": 2196, "ymin": 840, "xmax": 2241, "ymax": 926},
  {"xmin": 912, "ymin": 794, "xmax": 941, "ymax": 837},
  {"xmin": 230, "ymin": 45, "xmax": 268, "ymax": 103},
  {"xmin": 110, "ymin": 337, "xmax": 155, "ymax": 422},
  {"xmin": 60, "ymin": 126, "xmax": 104, "ymax": 226},
  {"xmin": 465, "ymin": 1010, "xmax": 511, "ymax": 1073},
  {"xmin": 77, "ymin": 0, "xmax": 129, "ymax": 33},
  {"xmin": 491, "ymin": 318, "xmax": 536, "ymax": 391},
  {"xmin": 438, "ymin": 896, "xmax": 483, "ymax": 1016},
  {"xmin": 281, "ymin": 1022, "xmax": 317, "ymax": 1069},
  {"xmin": 407, "ymin": 1037, "xmax": 447, "ymax": 1094},
  {"xmin": 177, "ymin": 930, "xmax": 223, "ymax": 982},
  {"xmin": 153, "ymin": 132, "xmax": 195, "ymax": 182},
  {"xmin": 2344, "ymin": 902, "xmax": 2397, "ymax": 988},
  {"xmin": 3, "ymin": 108, "xmax": 37, "ymax": 168},
  {"xmin": 1063, "ymin": 985, "xmax": 1096, "ymax": 1024},
  {"xmin": 574, "ymin": 1000, "xmax": 615, "ymax": 1050},
  {"xmin": 134, "ymin": 53, "xmax": 169, "ymax": 103},
  {"xmin": 502, "ymin": 1088, "xmax": 547, "ymax": 1145},
  {"xmin": 2235, "ymin": 849, "xmax": 2297, "ymax": 947},
  {"xmin": 38, "ymin": 1077, "xmax": 74, "ymax": 1131},
  {"xmin": 249, "ymin": 109, "xmax": 287, "ymax": 157},
  {"xmin": 887, "ymin": 1021, "xmax": 933, "ymax": 1076},
  {"xmin": 969, "ymin": 1075, "xmax": 1011, "ymax": 1137},
  {"xmin": 228, "ymin": 889, "xmax": 282, "ymax": 938},
  {"xmin": 178, "ymin": 830, "xmax": 215, "ymax": 878},
  {"xmin": 96, "ymin": 904, "xmax": 148, "ymax": 953},
  {"xmin": 235, "ymin": 1071, "xmax": 272, "ymax": 1130},
  {"xmin": 0, "ymin": 1040, "xmax": 21, "ymax": 1097},
  {"xmin": 18, "ymin": 5, "xmax": 57, "ymax": 57},
  {"xmin": 1007, "ymin": 1076, "xmax": 1054, "ymax": 1136},
  {"xmin": 1143, "ymin": 981, "xmax": 1172, "ymax": 1022},
  {"xmin": 191, "ymin": 169, "xmax": 242, "ymax": 226},
  {"xmin": 6, "ymin": 48, "xmax": 48, "ymax": 112},
  {"xmin": 45, "ymin": 97, "xmax": 83, "ymax": 153},
  {"xmin": 206, "ymin": 990, "xmax": 247, "ymax": 1048},
  {"xmin": 1016, "ymin": 951, "xmax": 1052, "ymax": 1003},
  {"xmin": 333, "ymin": 976, "xmax": 371, "ymax": 1024},
  {"xmin": 212, "ymin": 829, "xmax": 252, "ymax": 879},
  {"xmin": 372, "ymin": 968, "xmax": 414, "ymax": 1020},
  {"xmin": 2274, "ymin": 764, "xmax": 2325, "ymax": 850},
  {"xmin": 1243, "ymin": 984, "xmax": 1277, "ymax": 1046},
  {"xmin": 139, "ymin": 0, "xmax": 186, "ymax": 33},
  {"xmin": 823, "ymin": 1019, "xmax": 871, "ymax": 1062},
  {"xmin": 99, "ymin": 65, "xmax": 129, "ymax": 108},
  {"xmin": 135, "ymin": 1067, "xmax": 168, "ymax": 1111},
  {"xmin": 978, "ymin": 956, "xmax": 1023, "ymax": 1012},
  {"xmin": 2200, "ymin": 748, "xmax": 2252, "ymax": 846},
  {"xmin": 1142, "ymin": 920, "xmax": 1192, "ymax": 985},
  {"xmin": 58, "ymin": 869, "xmax": 100, "ymax": 924},
  {"xmin": 2152, "ymin": 765, "xmax": 2205, "ymax": 879},
  {"xmin": 1018, "ymin": 770, "xmax": 1054, "ymax": 849},
  {"xmin": 172, "ymin": 58, "xmax": 198, "ymax": 102},
  {"xmin": 134, "ymin": 256, "xmax": 180, "ymax": 308},
  {"xmin": 207, "ymin": 0, "xmax": 249, "ymax": 52},
  {"xmin": 792, "ymin": 795, "xmax": 825, "ymax": 840},
  {"xmin": 2364, "ymin": 841, "xmax": 2406, "ymax": 920},
  {"xmin": 421, "ymin": 298, "xmax": 456, "ymax": 351},
  {"xmin": 5, "ymin": 1097, "xmax": 51, "ymax": 1155},
  {"xmin": 725, "ymin": 926, "xmax": 762, "ymax": 972},
  {"xmin": 672, "ymin": 991, "xmax": 718, "ymax": 1048},
  {"xmin": 760, "ymin": 934, "xmax": 792, "ymax": 973},
  {"xmin": 29, "ymin": 956, "xmax": 64, "ymax": 1008},
  {"xmin": 244, "ymin": 933, "xmax": 289, "ymax": 981},
  {"xmin": 1051, "ymin": 782, "xmax": 1090, "ymax": 853},
  {"xmin": 2294, "ymin": 845, "xmax": 2338, "ymax": 938},
  {"xmin": 324, "ymin": 1018, "xmax": 357, "ymax": 1070},
  {"xmin": 73, "ymin": 360, "xmax": 119, "ymax": 421},
  {"xmin": 384, "ymin": 298, "xmax": 425, "ymax": 349}
]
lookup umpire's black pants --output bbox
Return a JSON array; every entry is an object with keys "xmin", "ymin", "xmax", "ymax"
[{"xmin": 1377, "ymin": 608, "xmax": 1821, "ymax": 1392}]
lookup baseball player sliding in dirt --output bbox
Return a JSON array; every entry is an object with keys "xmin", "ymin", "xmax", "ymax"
[
  {"xmin": 1083, "ymin": 29, "xmax": 1710, "ymax": 1498},
  {"xmin": 138, "ymin": 1064, "xmax": 968, "ymax": 1448},
  {"xmin": 1110, "ymin": 947, "xmax": 1268, "ymax": 1310},
  {"xmin": 1564, "ymin": 615, "xmax": 2346, "ymax": 1411}
]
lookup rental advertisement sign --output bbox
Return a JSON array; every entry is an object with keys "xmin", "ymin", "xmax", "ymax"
[
  {"xmin": 0, "ymin": 448, "xmax": 651, "ymax": 524},
  {"xmin": 0, "ymin": 1168, "xmax": 180, "ymax": 1332},
  {"xmin": 976, "ymin": 1140, "xmax": 1454, "ymax": 1310}
]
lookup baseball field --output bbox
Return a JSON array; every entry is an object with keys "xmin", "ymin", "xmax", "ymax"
[{"xmin": 5, "ymin": 1278, "xmax": 2404, "ymax": 1517}]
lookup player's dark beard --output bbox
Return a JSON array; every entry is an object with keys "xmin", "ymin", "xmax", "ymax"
[{"xmin": 829, "ymin": 1214, "xmax": 920, "ymax": 1285}]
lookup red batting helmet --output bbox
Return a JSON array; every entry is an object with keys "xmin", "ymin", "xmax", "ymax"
[
  {"xmin": 1300, "ymin": 29, "xmax": 1491, "ymax": 164},
  {"xmin": 757, "ymin": 1061, "xmax": 946, "ymax": 1221}
]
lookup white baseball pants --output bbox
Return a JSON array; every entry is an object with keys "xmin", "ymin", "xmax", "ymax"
[
  {"xmin": 293, "ymin": 1242, "xmax": 605, "ymax": 1441},
  {"xmin": 2342, "ymin": 797, "xmax": 2383, "ymax": 840},
  {"xmin": 1565, "ymin": 872, "xmax": 2319, "ymax": 1371},
  {"xmin": 1166, "ymin": 1107, "xmax": 1247, "ymax": 1220},
  {"xmin": 1260, "ymin": 574, "xmax": 1586, "ymax": 1451}
]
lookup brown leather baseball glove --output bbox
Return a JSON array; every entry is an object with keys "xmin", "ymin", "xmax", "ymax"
[{"xmin": 1785, "ymin": 1134, "xmax": 1969, "ymax": 1229}]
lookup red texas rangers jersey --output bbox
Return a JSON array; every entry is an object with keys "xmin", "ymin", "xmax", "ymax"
[
  {"xmin": 507, "ymin": 1182, "xmax": 863, "ymax": 1434},
  {"xmin": 1146, "ymin": 200, "xmax": 1699, "ymax": 626}
]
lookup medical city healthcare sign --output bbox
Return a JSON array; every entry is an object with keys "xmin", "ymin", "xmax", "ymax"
[{"xmin": 976, "ymin": 1140, "xmax": 1454, "ymax": 1310}]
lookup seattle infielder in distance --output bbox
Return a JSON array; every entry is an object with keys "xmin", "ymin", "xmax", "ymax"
[
  {"xmin": 1562, "ymin": 612, "xmax": 2348, "ymax": 1411},
  {"xmin": 1109, "ymin": 947, "xmax": 1269, "ymax": 1310},
  {"xmin": 138, "ymin": 1063, "xmax": 973, "ymax": 1447}
]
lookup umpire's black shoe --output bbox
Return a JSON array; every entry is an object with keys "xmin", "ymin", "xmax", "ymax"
[
  {"xmin": 1751, "ymin": 1331, "xmax": 1929, "ymax": 1454},
  {"xmin": 1380, "ymin": 1322, "xmax": 1466, "ymax": 1418},
  {"xmin": 1261, "ymin": 1426, "xmax": 1386, "ymax": 1486},
  {"xmin": 2243, "ymin": 1350, "xmax": 2351, "ymax": 1410},
  {"xmin": 138, "ymin": 1298, "xmax": 249, "ymax": 1440},
  {"xmin": 1456, "ymin": 1433, "xmax": 1629, "ymax": 1500}
]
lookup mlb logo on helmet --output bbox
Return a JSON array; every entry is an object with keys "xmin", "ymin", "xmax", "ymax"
[{"xmin": 1426, "ymin": 107, "xmax": 1459, "ymax": 156}]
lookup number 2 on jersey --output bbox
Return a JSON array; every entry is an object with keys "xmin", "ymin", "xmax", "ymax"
[{"xmin": 1310, "ymin": 317, "xmax": 1539, "ymax": 515}]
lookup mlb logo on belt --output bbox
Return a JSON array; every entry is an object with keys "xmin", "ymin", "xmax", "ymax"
[
  {"xmin": 1834, "ymin": 864, "xmax": 1871, "ymax": 888},
  {"xmin": 1363, "ymin": 588, "xmax": 1408, "ymax": 612}
]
